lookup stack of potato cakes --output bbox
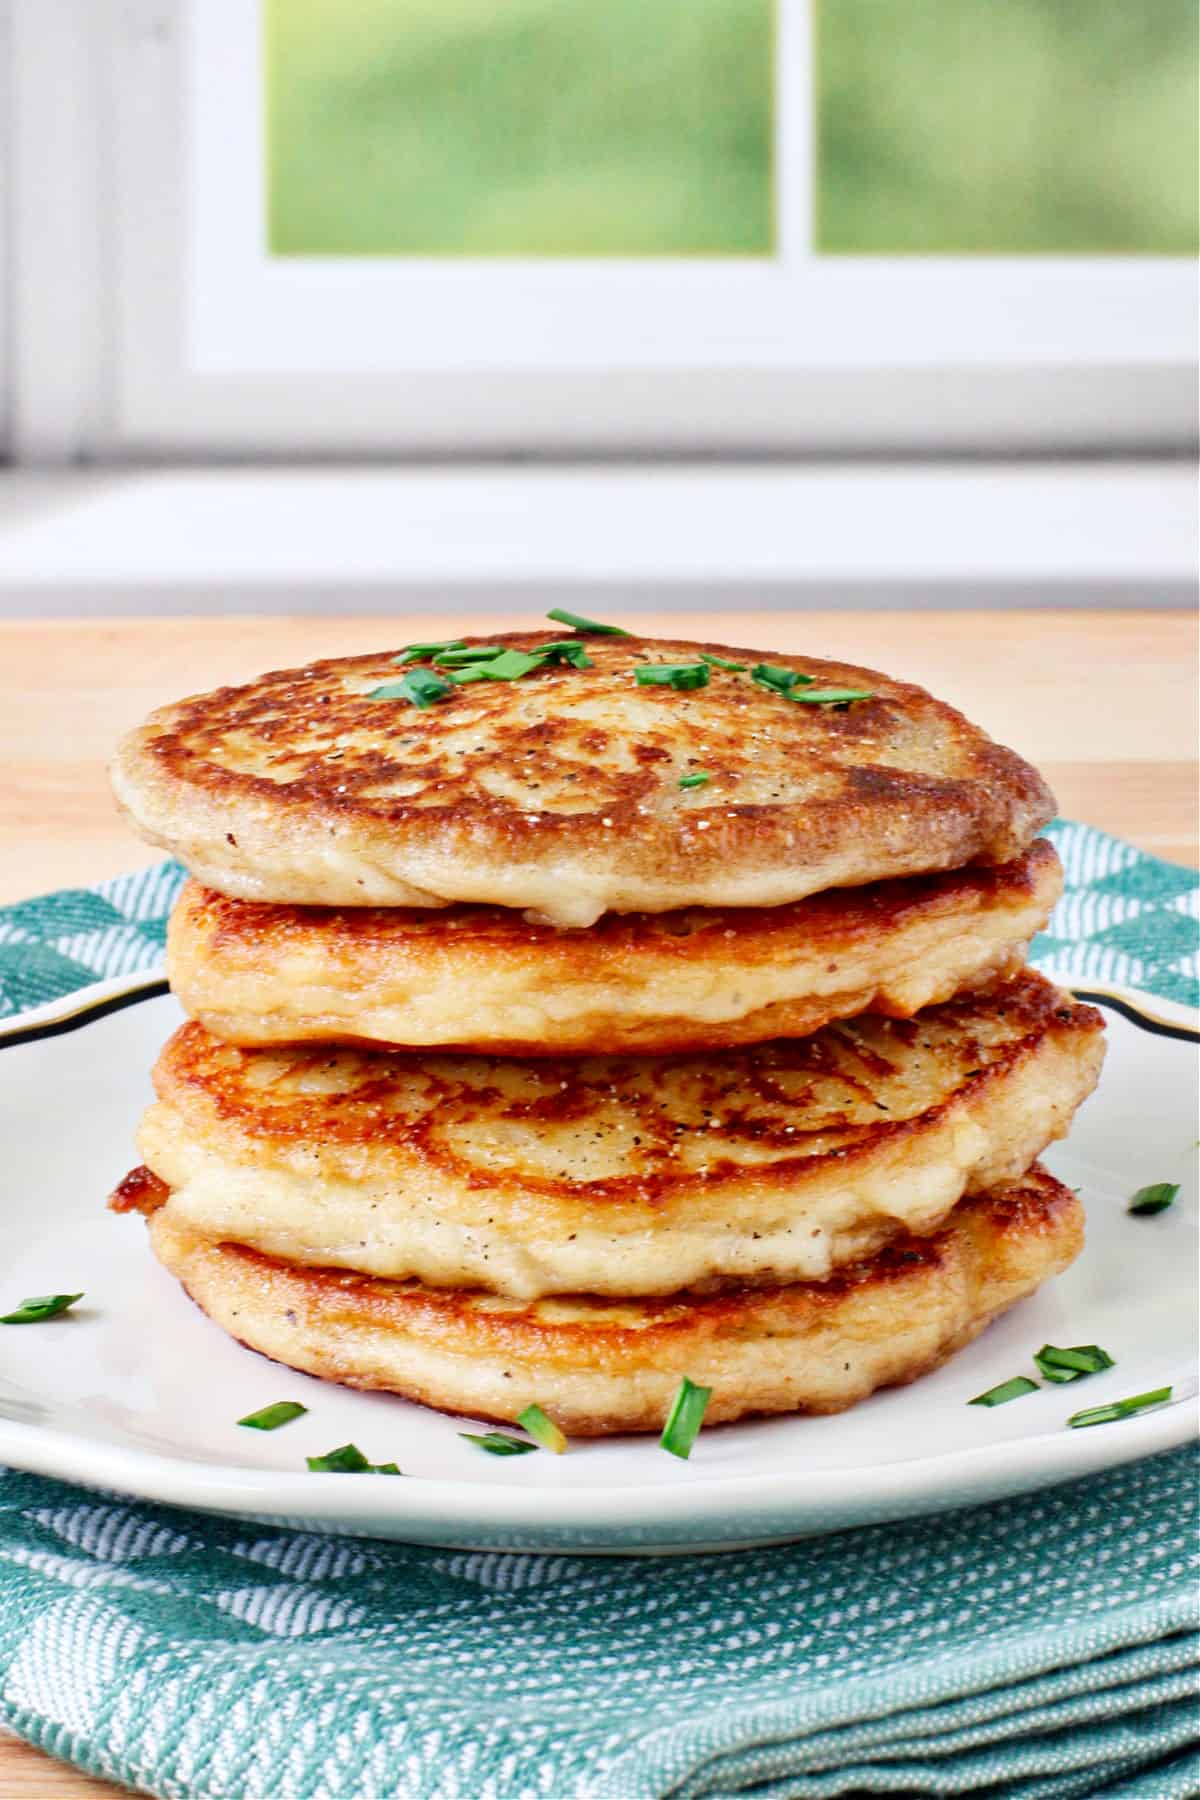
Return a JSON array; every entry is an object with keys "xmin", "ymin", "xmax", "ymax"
[{"xmin": 108, "ymin": 628, "xmax": 1105, "ymax": 1437}]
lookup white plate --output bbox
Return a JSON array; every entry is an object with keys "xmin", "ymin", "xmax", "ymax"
[{"xmin": 1, "ymin": 974, "xmax": 1196, "ymax": 1553}]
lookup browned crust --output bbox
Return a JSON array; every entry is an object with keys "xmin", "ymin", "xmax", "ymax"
[
  {"xmin": 108, "ymin": 1164, "xmax": 169, "ymax": 1215},
  {"xmin": 111, "ymin": 634, "xmax": 1055, "ymax": 918},
  {"xmin": 141, "ymin": 1168, "xmax": 1085, "ymax": 1434},
  {"xmin": 167, "ymin": 841, "xmax": 1061, "ymax": 1054},
  {"xmin": 144, "ymin": 970, "xmax": 1104, "ymax": 1216}
]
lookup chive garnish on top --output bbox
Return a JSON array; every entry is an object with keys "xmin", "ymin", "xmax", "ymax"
[
  {"xmin": 1, "ymin": 1293, "xmax": 83, "ymax": 1325},
  {"xmin": 449, "ymin": 644, "xmax": 593, "ymax": 684},
  {"xmin": 456, "ymin": 649, "xmax": 547, "ymax": 682},
  {"xmin": 1128, "ymin": 1183, "xmax": 1179, "ymax": 1216},
  {"xmin": 238, "ymin": 1401, "xmax": 308, "ymax": 1432},
  {"xmin": 968, "ymin": 1375, "xmax": 1039, "ymax": 1408},
  {"xmin": 751, "ymin": 663, "xmax": 811, "ymax": 695},
  {"xmin": 395, "ymin": 640, "xmax": 467, "ymax": 663},
  {"xmin": 749, "ymin": 664, "xmax": 873, "ymax": 706},
  {"xmin": 660, "ymin": 1376, "xmax": 712, "ymax": 1458},
  {"xmin": 678, "ymin": 771, "xmax": 711, "ymax": 790},
  {"xmin": 439, "ymin": 664, "xmax": 497, "ymax": 684},
  {"xmin": 367, "ymin": 668, "xmax": 454, "ymax": 708},
  {"xmin": 375, "ymin": 632, "xmax": 872, "ymax": 711},
  {"xmin": 635, "ymin": 663, "xmax": 710, "ymax": 692},
  {"xmin": 791, "ymin": 688, "xmax": 875, "ymax": 706},
  {"xmin": 538, "ymin": 640, "xmax": 593, "ymax": 668},
  {"xmin": 545, "ymin": 608, "xmax": 630, "ymax": 636},
  {"xmin": 1067, "ymin": 1386, "xmax": 1173, "ymax": 1429},
  {"xmin": 433, "ymin": 645, "xmax": 506, "ymax": 666},
  {"xmin": 376, "ymin": 635, "xmax": 599, "ymax": 698},
  {"xmin": 1032, "ymin": 1344, "xmax": 1114, "ymax": 1385},
  {"xmin": 306, "ymin": 1443, "xmax": 402, "ymax": 1474}
]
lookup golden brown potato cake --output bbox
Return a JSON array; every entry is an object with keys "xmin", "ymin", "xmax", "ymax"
[
  {"xmin": 111, "ymin": 633, "xmax": 1054, "ymax": 925},
  {"xmin": 131, "ymin": 972, "xmax": 1103, "ymax": 1298},
  {"xmin": 167, "ymin": 842, "xmax": 1061, "ymax": 1054},
  {"xmin": 134, "ymin": 1167, "xmax": 1084, "ymax": 1436}
]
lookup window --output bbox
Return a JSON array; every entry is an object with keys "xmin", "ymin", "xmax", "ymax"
[
  {"xmin": 10, "ymin": 0, "xmax": 1198, "ymax": 457},
  {"xmin": 266, "ymin": 0, "xmax": 777, "ymax": 258},
  {"xmin": 815, "ymin": 0, "xmax": 1196, "ymax": 255}
]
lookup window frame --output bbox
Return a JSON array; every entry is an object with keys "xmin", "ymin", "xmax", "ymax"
[{"xmin": 7, "ymin": 0, "xmax": 1198, "ymax": 461}]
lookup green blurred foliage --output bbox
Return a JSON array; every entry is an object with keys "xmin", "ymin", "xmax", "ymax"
[
  {"xmin": 266, "ymin": 0, "xmax": 775, "ymax": 255},
  {"xmin": 267, "ymin": 0, "xmax": 1195, "ymax": 258},
  {"xmin": 817, "ymin": 0, "xmax": 1198, "ymax": 253}
]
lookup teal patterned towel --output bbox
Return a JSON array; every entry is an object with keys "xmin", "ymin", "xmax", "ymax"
[
  {"xmin": 0, "ymin": 1452, "xmax": 1196, "ymax": 1800},
  {"xmin": 0, "ymin": 821, "xmax": 1197, "ymax": 1800}
]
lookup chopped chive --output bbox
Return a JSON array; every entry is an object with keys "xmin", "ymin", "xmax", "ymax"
[
  {"xmin": 538, "ymin": 640, "xmax": 593, "ymax": 668},
  {"xmin": 367, "ymin": 668, "xmax": 454, "ymax": 708},
  {"xmin": 308, "ymin": 1444, "xmax": 369, "ymax": 1472},
  {"xmin": 433, "ymin": 645, "xmax": 506, "ymax": 666},
  {"xmin": 968, "ymin": 1375, "xmax": 1040, "ymax": 1408},
  {"xmin": 1068, "ymin": 1386, "xmax": 1173, "ymax": 1429},
  {"xmin": 305, "ymin": 1443, "xmax": 403, "ymax": 1474},
  {"xmin": 545, "ymin": 608, "xmax": 630, "ymax": 636},
  {"xmin": 460, "ymin": 1431, "xmax": 539, "ymax": 1457},
  {"xmin": 1033, "ymin": 1344, "xmax": 1115, "ymax": 1385},
  {"xmin": 478, "ymin": 649, "xmax": 550, "ymax": 680},
  {"xmin": 1035, "ymin": 1366, "xmax": 1088, "ymax": 1387},
  {"xmin": 751, "ymin": 663, "xmax": 811, "ymax": 694},
  {"xmin": 444, "ymin": 641, "xmax": 592, "ymax": 682},
  {"xmin": 1128, "ymin": 1183, "xmax": 1180, "ymax": 1216},
  {"xmin": 790, "ymin": 688, "xmax": 875, "ymax": 705},
  {"xmin": 0, "ymin": 1293, "xmax": 83, "ymax": 1325},
  {"xmin": 517, "ymin": 1404, "xmax": 568, "ymax": 1455},
  {"xmin": 473, "ymin": 649, "xmax": 551, "ymax": 681},
  {"xmin": 660, "ymin": 1376, "xmax": 712, "ymax": 1459},
  {"xmin": 678, "ymin": 771, "xmax": 711, "ymax": 790},
  {"xmin": 635, "ymin": 663, "xmax": 711, "ymax": 692},
  {"xmin": 395, "ymin": 640, "xmax": 467, "ymax": 663},
  {"xmin": 238, "ymin": 1401, "xmax": 308, "ymax": 1432},
  {"xmin": 698, "ymin": 653, "xmax": 747, "ymax": 672}
]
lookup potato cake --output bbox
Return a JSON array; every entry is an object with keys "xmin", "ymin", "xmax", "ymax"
[
  {"xmin": 112, "ymin": 633, "xmax": 1054, "ymax": 927},
  {"xmin": 167, "ymin": 842, "xmax": 1060, "ymax": 1054},
  {"xmin": 128, "ymin": 972, "xmax": 1103, "ymax": 1299},
  {"xmin": 131, "ymin": 1167, "xmax": 1084, "ymax": 1435}
]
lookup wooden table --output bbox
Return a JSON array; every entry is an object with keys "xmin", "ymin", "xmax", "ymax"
[{"xmin": 1, "ymin": 610, "xmax": 1195, "ymax": 1799}]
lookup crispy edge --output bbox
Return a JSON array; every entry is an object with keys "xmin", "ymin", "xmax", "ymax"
[
  {"xmin": 143, "ymin": 972, "xmax": 1105, "ymax": 1215},
  {"xmin": 166, "ymin": 842, "xmax": 1062, "ymax": 1053},
  {"xmin": 137, "ymin": 1168, "xmax": 1084, "ymax": 1434}
]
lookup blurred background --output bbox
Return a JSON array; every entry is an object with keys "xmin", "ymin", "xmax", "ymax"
[
  {"xmin": 1, "ymin": 0, "xmax": 1196, "ymax": 615},
  {"xmin": 267, "ymin": 0, "xmax": 776, "ymax": 256},
  {"xmin": 265, "ymin": 0, "xmax": 1196, "ymax": 258},
  {"xmin": 816, "ymin": 0, "xmax": 1197, "ymax": 253}
]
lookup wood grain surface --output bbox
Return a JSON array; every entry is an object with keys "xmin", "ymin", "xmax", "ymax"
[{"xmin": 0, "ymin": 609, "xmax": 1195, "ymax": 1799}]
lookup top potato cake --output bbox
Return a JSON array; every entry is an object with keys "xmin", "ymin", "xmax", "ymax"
[{"xmin": 111, "ymin": 631, "xmax": 1054, "ymax": 925}]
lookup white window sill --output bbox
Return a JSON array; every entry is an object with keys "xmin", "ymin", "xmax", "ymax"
[{"xmin": 0, "ymin": 461, "xmax": 1193, "ymax": 615}]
